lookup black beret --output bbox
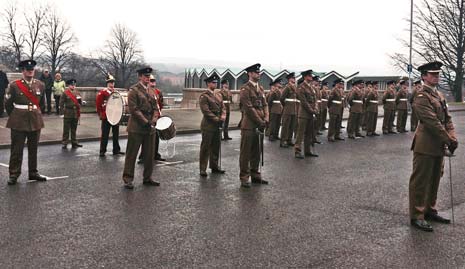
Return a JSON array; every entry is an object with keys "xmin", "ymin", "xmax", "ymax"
[
  {"xmin": 352, "ymin": 79, "xmax": 364, "ymax": 85},
  {"xmin": 18, "ymin": 59, "xmax": 36, "ymax": 70},
  {"xmin": 204, "ymin": 74, "xmax": 219, "ymax": 83},
  {"xmin": 269, "ymin": 78, "xmax": 282, "ymax": 86},
  {"xmin": 322, "ymin": 81, "xmax": 328, "ymax": 86},
  {"xmin": 417, "ymin": 61, "xmax": 442, "ymax": 74},
  {"xmin": 136, "ymin": 67, "xmax": 153, "ymax": 75},
  {"xmin": 333, "ymin": 78, "xmax": 343, "ymax": 85},
  {"xmin": 365, "ymin": 81, "xmax": 372, "ymax": 85},
  {"xmin": 312, "ymin": 75, "xmax": 320, "ymax": 81},
  {"xmin": 286, "ymin": 72, "xmax": 295, "ymax": 79},
  {"xmin": 386, "ymin": 80, "xmax": 396, "ymax": 85},
  {"xmin": 414, "ymin": 80, "xmax": 422, "ymax": 85},
  {"xmin": 66, "ymin": 79, "xmax": 77, "ymax": 86},
  {"xmin": 399, "ymin": 80, "xmax": 407, "ymax": 85},
  {"xmin": 244, "ymin": 63, "xmax": 261, "ymax": 73},
  {"xmin": 372, "ymin": 81, "xmax": 378, "ymax": 85},
  {"xmin": 301, "ymin": 69, "xmax": 313, "ymax": 77},
  {"xmin": 220, "ymin": 79, "xmax": 228, "ymax": 85}
]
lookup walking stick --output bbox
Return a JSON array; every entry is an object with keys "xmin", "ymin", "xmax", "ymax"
[
  {"xmin": 256, "ymin": 128, "xmax": 264, "ymax": 173},
  {"xmin": 218, "ymin": 125, "xmax": 222, "ymax": 171},
  {"xmin": 445, "ymin": 146, "xmax": 455, "ymax": 225}
]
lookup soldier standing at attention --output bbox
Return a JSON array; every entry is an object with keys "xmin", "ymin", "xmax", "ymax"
[
  {"xmin": 409, "ymin": 61, "xmax": 458, "ymax": 232},
  {"xmin": 327, "ymin": 79, "xmax": 345, "ymax": 142},
  {"xmin": 396, "ymin": 80, "xmax": 409, "ymax": 132},
  {"xmin": 294, "ymin": 70, "xmax": 319, "ymax": 159},
  {"xmin": 5, "ymin": 60, "xmax": 47, "ymax": 185},
  {"xmin": 382, "ymin": 80, "xmax": 397, "ymax": 134},
  {"xmin": 311, "ymin": 76, "xmax": 322, "ymax": 143},
  {"xmin": 320, "ymin": 81, "xmax": 330, "ymax": 131},
  {"xmin": 0, "ymin": 68, "xmax": 9, "ymax": 118},
  {"xmin": 365, "ymin": 81, "xmax": 380, "ymax": 136},
  {"xmin": 239, "ymin": 63, "xmax": 269, "ymax": 188},
  {"xmin": 347, "ymin": 80, "xmax": 365, "ymax": 139},
  {"xmin": 122, "ymin": 67, "xmax": 160, "ymax": 189},
  {"xmin": 96, "ymin": 75, "xmax": 124, "ymax": 156},
  {"xmin": 361, "ymin": 81, "xmax": 371, "ymax": 131},
  {"xmin": 410, "ymin": 80, "xmax": 422, "ymax": 131},
  {"xmin": 60, "ymin": 79, "xmax": 83, "ymax": 149},
  {"xmin": 219, "ymin": 79, "xmax": 233, "ymax": 140},
  {"xmin": 267, "ymin": 78, "xmax": 283, "ymax": 141},
  {"xmin": 280, "ymin": 72, "xmax": 298, "ymax": 148},
  {"xmin": 199, "ymin": 74, "xmax": 226, "ymax": 177}
]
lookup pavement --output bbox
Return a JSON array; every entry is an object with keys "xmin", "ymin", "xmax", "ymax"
[
  {"xmin": 1, "ymin": 104, "xmax": 464, "ymax": 149},
  {"xmin": 1, "ymin": 112, "xmax": 465, "ymax": 268}
]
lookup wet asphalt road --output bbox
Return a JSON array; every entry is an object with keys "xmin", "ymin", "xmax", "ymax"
[{"xmin": 1, "ymin": 113, "xmax": 465, "ymax": 268}]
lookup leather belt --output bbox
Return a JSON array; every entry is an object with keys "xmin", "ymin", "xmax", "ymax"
[
  {"xmin": 332, "ymin": 100, "xmax": 342, "ymax": 104},
  {"xmin": 399, "ymin": 98, "xmax": 408, "ymax": 101},
  {"xmin": 317, "ymin": 100, "xmax": 322, "ymax": 103},
  {"xmin": 352, "ymin": 100, "xmax": 363, "ymax": 104},
  {"xmin": 272, "ymin": 101, "xmax": 281, "ymax": 104},
  {"xmin": 321, "ymin": 99, "xmax": 328, "ymax": 102},
  {"xmin": 285, "ymin": 98, "xmax": 300, "ymax": 102},
  {"xmin": 369, "ymin": 100, "xmax": 379, "ymax": 103},
  {"xmin": 14, "ymin": 103, "xmax": 38, "ymax": 110},
  {"xmin": 386, "ymin": 99, "xmax": 395, "ymax": 102}
]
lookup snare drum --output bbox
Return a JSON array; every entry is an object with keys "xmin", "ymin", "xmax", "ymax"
[{"xmin": 155, "ymin": 116, "xmax": 176, "ymax": 140}]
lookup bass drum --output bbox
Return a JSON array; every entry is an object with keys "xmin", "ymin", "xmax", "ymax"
[
  {"xmin": 105, "ymin": 92, "xmax": 129, "ymax": 126},
  {"xmin": 155, "ymin": 116, "xmax": 176, "ymax": 140}
]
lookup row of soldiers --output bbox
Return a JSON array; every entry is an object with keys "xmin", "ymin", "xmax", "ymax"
[{"xmin": 265, "ymin": 74, "xmax": 422, "ymax": 157}]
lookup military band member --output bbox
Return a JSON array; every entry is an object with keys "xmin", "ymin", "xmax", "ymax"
[
  {"xmin": 60, "ymin": 79, "xmax": 83, "ymax": 149},
  {"xmin": 294, "ymin": 70, "xmax": 319, "ymax": 159},
  {"xmin": 347, "ymin": 80, "xmax": 365, "ymax": 139},
  {"xmin": 327, "ymin": 78, "xmax": 345, "ymax": 142},
  {"xmin": 267, "ymin": 78, "xmax": 283, "ymax": 141},
  {"xmin": 361, "ymin": 81, "xmax": 370, "ymax": 131},
  {"xmin": 382, "ymin": 80, "xmax": 397, "ymax": 134},
  {"xmin": 280, "ymin": 72, "xmax": 298, "ymax": 148},
  {"xmin": 365, "ymin": 81, "xmax": 380, "ymax": 136},
  {"xmin": 320, "ymin": 81, "xmax": 330, "ymax": 131},
  {"xmin": 396, "ymin": 80, "xmax": 409, "ymax": 132},
  {"xmin": 219, "ymin": 79, "xmax": 233, "ymax": 140},
  {"xmin": 409, "ymin": 61, "xmax": 458, "ymax": 232},
  {"xmin": 5, "ymin": 60, "xmax": 47, "ymax": 185},
  {"xmin": 239, "ymin": 63, "xmax": 269, "ymax": 188},
  {"xmin": 122, "ymin": 67, "xmax": 160, "ymax": 189},
  {"xmin": 96, "ymin": 75, "xmax": 124, "ymax": 156},
  {"xmin": 410, "ymin": 80, "xmax": 422, "ymax": 131},
  {"xmin": 199, "ymin": 74, "xmax": 226, "ymax": 177}
]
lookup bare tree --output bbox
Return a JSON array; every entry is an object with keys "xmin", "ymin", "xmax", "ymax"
[
  {"xmin": 2, "ymin": 2, "xmax": 25, "ymax": 64},
  {"xmin": 42, "ymin": 9, "xmax": 75, "ymax": 76},
  {"xmin": 101, "ymin": 23, "xmax": 144, "ymax": 88},
  {"xmin": 24, "ymin": 4, "xmax": 48, "ymax": 60},
  {"xmin": 391, "ymin": 0, "xmax": 465, "ymax": 101}
]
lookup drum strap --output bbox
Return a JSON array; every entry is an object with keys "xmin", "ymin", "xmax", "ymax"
[
  {"xmin": 64, "ymin": 89, "xmax": 81, "ymax": 118},
  {"xmin": 15, "ymin": 80, "xmax": 40, "ymax": 107}
]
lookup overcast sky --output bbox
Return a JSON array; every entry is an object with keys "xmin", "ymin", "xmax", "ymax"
[{"xmin": 4, "ymin": 0, "xmax": 412, "ymax": 75}]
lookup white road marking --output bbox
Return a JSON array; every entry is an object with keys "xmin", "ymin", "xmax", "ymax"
[
  {"xmin": 234, "ymin": 149, "xmax": 240, "ymax": 152},
  {"xmin": 46, "ymin": 176, "xmax": 69, "ymax": 180},
  {"xmin": 0, "ymin": 163, "xmax": 9, "ymax": 168},
  {"xmin": 76, "ymin": 154, "xmax": 91, "ymax": 157},
  {"xmin": 185, "ymin": 143, "xmax": 199, "ymax": 146},
  {"xmin": 155, "ymin": 161, "xmax": 184, "ymax": 167}
]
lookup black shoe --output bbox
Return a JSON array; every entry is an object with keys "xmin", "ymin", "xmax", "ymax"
[
  {"xmin": 241, "ymin": 181, "xmax": 251, "ymax": 188},
  {"xmin": 211, "ymin": 169, "xmax": 226, "ymax": 174},
  {"xmin": 340, "ymin": 125, "xmax": 345, "ymax": 129},
  {"xmin": 410, "ymin": 219, "xmax": 433, "ymax": 232},
  {"xmin": 328, "ymin": 138, "xmax": 335, "ymax": 142},
  {"xmin": 113, "ymin": 151, "xmax": 125, "ymax": 155},
  {"xmin": 7, "ymin": 177, "xmax": 17, "ymax": 185},
  {"xmin": 225, "ymin": 137, "xmax": 232, "ymax": 140},
  {"xmin": 124, "ymin": 182, "xmax": 134, "ymax": 189},
  {"xmin": 280, "ymin": 143, "xmax": 289, "ymax": 148},
  {"xmin": 322, "ymin": 127, "xmax": 328, "ymax": 130},
  {"xmin": 99, "ymin": 152, "xmax": 105, "ymax": 157},
  {"xmin": 155, "ymin": 156, "xmax": 166, "ymax": 161},
  {"xmin": 383, "ymin": 131, "xmax": 388, "ymax": 134},
  {"xmin": 72, "ymin": 143, "xmax": 83, "ymax": 148},
  {"xmin": 366, "ymin": 133, "xmax": 373, "ymax": 137},
  {"xmin": 295, "ymin": 152, "xmax": 305, "ymax": 159},
  {"xmin": 200, "ymin": 171, "xmax": 207, "ymax": 177},
  {"xmin": 62, "ymin": 144, "xmax": 67, "ymax": 149},
  {"xmin": 313, "ymin": 140, "xmax": 322, "ymax": 144},
  {"xmin": 29, "ymin": 174, "xmax": 47, "ymax": 181},
  {"xmin": 425, "ymin": 212, "xmax": 451, "ymax": 224},
  {"xmin": 143, "ymin": 180, "xmax": 160, "ymax": 186},
  {"xmin": 288, "ymin": 142, "xmax": 295, "ymax": 146},
  {"xmin": 348, "ymin": 136, "xmax": 355, "ymax": 139},
  {"xmin": 355, "ymin": 133, "xmax": 365, "ymax": 138},
  {"xmin": 373, "ymin": 133, "xmax": 380, "ymax": 136},
  {"xmin": 317, "ymin": 132, "xmax": 323, "ymax": 135},
  {"xmin": 388, "ymin": 131, "xmax": 397, "ymax": 134},
  {"xmin": 305, "ymin": 152, "xmax": 319, "ymax": 157},
  {"xmin": 137, "ymin": 159, "xmax": 143, "ymax": 164},
  {"xmin": 335, "ymin": 137, "xmax": 345, "ymax": 141},
  {"xmin": 252, "ymin": 178, "xmax": 268, "ymax": 185}
]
